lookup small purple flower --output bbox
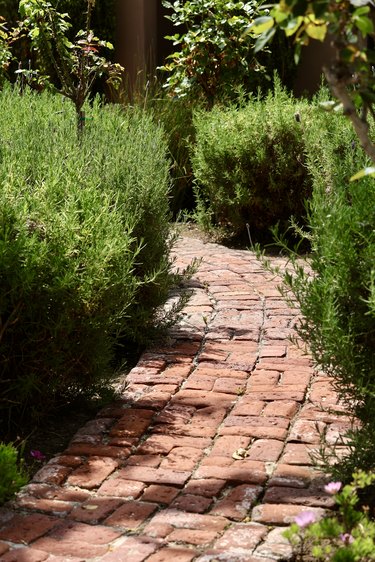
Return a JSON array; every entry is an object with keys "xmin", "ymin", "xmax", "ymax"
[
  {"xmin": 30, "ymin": 449, "xmax": 46, "ymax": 461},
  {"xmin": 295, "ymin": 511, "xmax": 317, "ymax": 527},
  {"xmin": 340, "ymin": 533, "xmax": 354, "ymax": 545},
  {"xmin": 324, "ymin": 481, "xmax": 342, "ymax": 495}
]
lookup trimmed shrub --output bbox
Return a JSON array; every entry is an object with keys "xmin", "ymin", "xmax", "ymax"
[
  {"xmin": 279, "ymin": 96, "xmax": 375, "ymax": 480},
  {"xmin": 0, "ymin": 87, "xmax": 175, "ymax": 426},
  {"xmin": 0, "ymin": 442, "xmax": 28, "ymax": 505},
  {"xmin": 191, "ymin": 79, "xmax": 311, "ymax": 238}
]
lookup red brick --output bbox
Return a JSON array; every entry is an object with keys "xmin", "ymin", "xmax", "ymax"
[
  {"xmin": 213, "ymin": 522, "xmax": 268, "ymax": 550},
  {"xmin": 32, "ymin": 464, "xmax": 72, "ymax": 485},
  {"xmin": 104, "ymin": 501, "xmax": 157, "ymax": 529},
  {"xmin": 195, "ymin": 459, "xmax": 267, "ymax": 485},
  {"xmin": 127, "ymin": 454, "xmax": 162, "ymax": 467},
  {"xmin": 260, "ymin": 346, "xmax": 287, "ymax": 358},
  {"xmin": 281, "ymin": 371, "xmax": 311, "ymax": 385},
  {"xmin": 13, "ymin": 496, "xmax": 74, "ymax": 515},
  {"xmin": 19, "ymin": 483, "xmax": 90, "ymax": 502},
  {"xmin": 0, "ymin": 541, "xmax": 9, "ymax": 556},
  {"xmin": 231, "ymin": 400, "xmax": 265, "ymax": 416},
  {"xmin": 249, "ymin": 370, "xmax": 280, "ymax": 385},
  {"xmin": 50, "ymin": 455, "xmax": 83, "ymax": 468},
  {"xmin": 263, "ymin": 486, "xmax": 335, "ymax": 508},
  {"xmin": 194, "ymin": 366, "xmax": 248, "ymax": 379},
  {"xmin": 138, "ymin": 434, "xmax": 211, "ymax": 454},
  {"xmin": 118, "ymin": 466, "xmax": 191, "ymax": 487},
  {"xmin": 281, "ymin": 443, "xmax": 317, "ymax": 465},
  {"xmin": 0, "ymin": 513, "xmax": 60, "ymax": 543},
  {"xmin": 65, "ymin": 443, "xmax": 131, "ymax": 459},
  {"xmin": 147, "ymin": 547, "xmax": 198, "ymax": 562},
  {"xmin": 211, "ymin": 485, "xmax": 262, "ymax": 520},
  {"xmin": 182, "ymin": 479, "xmax": 226, "ymax": 498},
  {"xmin": 47, "ymin": 519, "xmax": 120, "ymax": 541},
  {"xmin": 151, "ymin": 509, "xmax": 228, "ymax": 532},
  {"xmin": 211, "ymin": 436, "xmax": 251, "ymax": 457},
  {"xmin": 33, "ymin": 540, "xmax": 109, "ymax": 559},
  {"xmin": 288, "ymin": 419, "xmax": 326, "ymax": 444},
  {"xmin": 159, "ymin": 447, "xmax": 204, "ymax": 471},
  {"xmin": 144, "ymin": 521, "xmax": 174, "ymax": 538},
  {"xmin": 262, "ymin": 401, "xmax": 299, "ymax": 418},
  {"xmin": 1, "ymin": 548, "xmax": 49, "ymax": 561},
  {"xmin": 184, "ymin": 375, "xmax": 215, "ymax": 391},
  {"xmin": 191, "ymin": 406, "xmax": 228, "ymax": 426},
  {"xmin": 170, "ymin": 494, "xmax": 212, "ymax": 513},
  {"xmin": 254, "ymin": 527, "xmax": 294, "ymax": 560},
  {"xmin": 269, "ymin": 464, "xmax": 318, "ymax": 488},
  {"xmin": 213, "ymin": 378, "xmax": 246, "ymax": 394},
  {"xmin": 142, "ymin": 485, "xmax": 180, "ymax": 504},
  {"xmin": 97, "ymin": 477, "xmax": 145, "ymax": 498},
  {"xmin": 252, "ymin": 503, "xmax": 325, "ymax": 525},
  {"xmin": 100, "ymin": 536, "xmax": 160, "ymax": 562},
  {"xmin": 167, "ymin": 528, "xmax": 218, "ymax": 546},
  {"xmin": 67, "ymin": 456, "xmax": 118, "ymax": 489},
  {"xmin": 246, "ymin": 389, "xmax": 306, "ymax": 401},
  {"xmin": 219, "ymin": 424, "xmax": 288, "ymax": 440},
  {"xmin": 171, "ymin": 390, "xmax": 235, "ymax": 409},
  {"xmin": 247, "ymin": 439, "xmax": 284, "ymax": 462},
  {"xmin": 153, "ymin": 423, "xmax": 217, "ymax": 438},
  {"xmin": 69, "ymin": 497, "xmax": 123, "ymax": 523}
]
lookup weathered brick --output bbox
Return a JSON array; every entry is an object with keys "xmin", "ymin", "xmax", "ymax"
[
  {"xmin": 1, "ymin": 547, "xmax": 49, "ymax": 561},
  {"xmin": 117, "ymin": 466, "xmax": 191, "ymax": 487},
  {"xmin": 182, "ymin": 479, "xmax": 226, "ymax": 498},
  {"xmin": 69, "ymin": 497, "xmax": 123, "ymax": 523},
  {"xmin": 213, "ymin": 522, "xmax": 268, "ymax": 551},
  {"xmin": 0, "ymin": 513, "xmax": 60, "ymax": 543},
  {"xmin": 170, "ymin": 494, "xmax": 212, "ymax": 513},
  {"xmin": 263, "ymin": 486, "xmax": 335, "ymax": 508},
  {"xmin": 147, "ymin": 547, "xmax": 198, "ymax": 562},
  {"xmin": 159, "ymin": 447, "xmax": 204, "ymax": 472},
  {"xmin": 97, "ymin": 477, "xmax": 145, "ymax": 498},
  {"xmin": 247, "ymin": 439, "xmax": 284, "ymax": 462},
  {"xmin": 167, "ymin": 528, "xmax": 218, "ymax": 546},
  {"xmin": 100, "ymin": 536, "xmax": 160, "ymax": 562},
  {"xmin": 252, "ymin": 503, "xmax": 325, "ymax": 526},
  {"xmin": 142, "ymin": 484, "xmax": 180, "ymax": 504},
  {"xmin": 104, "ymin": 501, "xmax": 157, "ymax": 529},
  {"xmin": 211, "ymin": 485, "xmax": 262, "ymax": 520},
  {"xmin": 67, "ymin": 456, "xmax": 118, "ymax": 489}
]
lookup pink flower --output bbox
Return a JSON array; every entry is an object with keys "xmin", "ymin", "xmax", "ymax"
[
  {"xmin": 295, "ymin": 511, "xmax": 317, "ymax": 527},
  {"xmin": 30, "ymin": 449, "xmax": 46, "ymax": 461},
  {"xmin": 340, "ymin": 533, "xmax": 354, "ymax": 545},
  {"xmin": 324, "ymin": 481, "xmax": 342, "ymax": 495}
]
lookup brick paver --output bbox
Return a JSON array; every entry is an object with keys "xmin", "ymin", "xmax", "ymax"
[{"xmin": 1, "ymin": 235, "xmax": 351, "ymax": 561}]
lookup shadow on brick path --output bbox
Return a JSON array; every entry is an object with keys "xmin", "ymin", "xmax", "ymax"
[{"xmin": 0, "ymin": 236, "xmax": 352, "ymax": 561}]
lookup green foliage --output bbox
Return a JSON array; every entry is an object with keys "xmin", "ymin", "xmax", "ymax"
[
  {"xmin": 0, "ymin": 87, "xmax": 175, "ymax": 427},
  {"xmin": 285, "ymin": 472, "xmax": 375, "ymax": 561},
  {"xmin": 139, "ymin": 80, "xmax": 198, "ymax": 215},
  {"xmin": 0, "ymin": 16, "xmax": 13, "ymax": 85},
  {"xmin": 17, "ymin": 0, "xmax": 123, "ymax": 133},
  {"xmin": 276, "ymin": 97, "xmax": 375, "ymax": 479},
  {"xmin": 0, "ymin": 442, "xmax": 28, "ymax": 505},
  {"xmin": 251, "ymin": 0, "xmax": 375, "ymax": 164},
  {"xmin": 160, "ymin": 0, "xmax": 283, "ymax": 107},
  {"xmin": 191, "ymin": 78, "xmax": 311, "ymax": 237}
]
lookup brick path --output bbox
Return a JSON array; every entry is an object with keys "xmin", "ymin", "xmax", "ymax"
[{"xmin": 0, "ymin": 236, "xmax": 351, "ymax": 562}]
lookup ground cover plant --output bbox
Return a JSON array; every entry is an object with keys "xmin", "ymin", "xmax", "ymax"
[
  {"xmin": 191, "ymin": 77, "xmax": 311, "ymax": 239},
  {"xmin": 285, "ymin": 472, "xmax": 375, "ymax": 561},
  {"xmin": 0, "ymin": 442, "xmax": 28, "ymax": 504},
  {"xmin": 0, "ymin": 86, "xmax": 177, "ymax": 432}
]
